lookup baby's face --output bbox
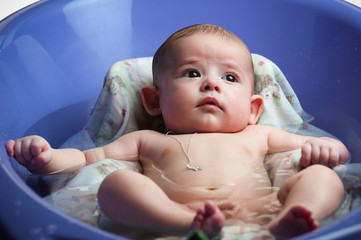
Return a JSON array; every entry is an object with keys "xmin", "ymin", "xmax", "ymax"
[{"xmin": 156, "ymin": 33, "xmax": 255, "ymax": 133}]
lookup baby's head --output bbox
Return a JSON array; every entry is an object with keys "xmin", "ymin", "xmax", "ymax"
[
  {"xmin": 152, "ymin": 24, "xmax": 254, "ymax": 89},
  {"xmin": 142, "ymin": 24, "xmax": 263, "ymax": 133}
]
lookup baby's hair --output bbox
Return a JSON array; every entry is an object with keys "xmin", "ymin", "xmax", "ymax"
[{"xmin": 152, "ymin": 24, "xmax": 253, "ymax": 87}]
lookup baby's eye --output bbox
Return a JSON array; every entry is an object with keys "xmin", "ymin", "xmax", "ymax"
[
  {"xmin": 185, "ymin": 70, "xmax": 200, "ymax": 78},
  {"xmin": 222, "ymin": 74, "xmax": 237, "ymax": 82}
]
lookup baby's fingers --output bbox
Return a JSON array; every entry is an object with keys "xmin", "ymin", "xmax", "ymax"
[
  {"xmin": 12, "ymin": 137, "xmax": 49, "ymax": 166},
  {"xmin": 301, "ymin": 140, "xmax": 341, "ymax": 168},
  {"xmin": 316, "ymin": 145, "xmax": 340, "ymax": 167},
  {"xmin": 5, "ymin": 140, "xmax": 16, "ymax": 157},
  {"xmin": 29, "ymin": 138, "xmax": 52, "ymax": 168},
  {"xmin": 21, "ymin": 137, "xmax": 36, "ymax": 161},
  {"xmin": 301, "ymin": 143, "xmax": 312, "ymax": 167},
  {"xmin": 318, "ymin": 145, "xmax": 330, "ymax": 166},
  {"xmin": 328, "ymin": 148, "xmax": 340, "ymax": 167},
  {"xmin": 13, "ymin": 139, "xmax": 28, "ymax": 165},
  {"xmin": 30, "ymin": 137, "xmax": 49, "ymax": 157},
  {"xmin": 301, "ymin": 142, "xmax": 326, "ymax": 166}
]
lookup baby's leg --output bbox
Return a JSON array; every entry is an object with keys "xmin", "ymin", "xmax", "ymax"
[
  {"xmin": 268, "ymin": 165, "xmax": 344, "ymax": 238},
  {"xmin": 97, "ymin": 170, "xmax": 224, "ymax": 237}
]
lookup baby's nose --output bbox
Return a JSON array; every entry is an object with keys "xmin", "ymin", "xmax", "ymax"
[{"xmin": 200, "ymin": 77, "xmax": 221, "ymax": 92}]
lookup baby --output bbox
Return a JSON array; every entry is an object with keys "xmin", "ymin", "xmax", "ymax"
[{"xmin": 6, "ymin": 24, "xmax": 349, "ymax": 239}]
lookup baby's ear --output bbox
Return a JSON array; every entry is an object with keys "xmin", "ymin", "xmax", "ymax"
[
  {"xmin": 248, "ymin": 95, "xmax": 264, "ymax": 125},
  {"xmin": 141, "ymin": 85, "xmax": 162, "ymax": 116}
]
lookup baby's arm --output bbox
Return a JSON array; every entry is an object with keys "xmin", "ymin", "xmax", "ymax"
[
  {"xmin": 6, "ymin": 132, "xmax": 141, "ymax": 175},
  {"xmin": 261, "ymin": 126, "xmax": 349, "ymax": 168}
]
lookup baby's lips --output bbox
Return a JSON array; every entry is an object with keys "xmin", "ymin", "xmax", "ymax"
[{"xmin": 197, "ymin": 97, "xmax": 222, "ymax": 109}]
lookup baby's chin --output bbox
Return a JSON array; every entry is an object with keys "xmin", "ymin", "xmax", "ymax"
[{"xmin": 165, "ymin": 124, "xmax": 246, "ymax": 134}]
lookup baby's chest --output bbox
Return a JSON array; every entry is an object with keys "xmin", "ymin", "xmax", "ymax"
[
  {"xmin": 141, "ymin": 132, "xmax": 269, "ymax": 185},
  {"xmin": 148, "ymin": 147, "xmax": 268, "ymax": 187}
]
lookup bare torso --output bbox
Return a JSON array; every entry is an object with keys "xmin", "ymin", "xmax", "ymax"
[{"xmin": 137, "ymin": 126, "xmax": 280, "ymax": 222}]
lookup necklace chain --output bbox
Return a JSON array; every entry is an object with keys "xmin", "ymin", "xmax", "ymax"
[{"xmin": 166, "ymin": 132, "xmax": 202, "ymax": 172}]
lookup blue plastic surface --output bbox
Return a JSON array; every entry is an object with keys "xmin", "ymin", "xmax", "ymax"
[{"xmin": 1, "ymin": 0, "xmax": 361, "ymax": 239}]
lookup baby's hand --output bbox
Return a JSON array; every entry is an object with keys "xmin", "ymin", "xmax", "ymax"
[
  {"xmin": 300, "ymin": 137, "xmax": 349, "ymax": 168},
  {"xmin": 5, "ymin": 136, "xmax": 53, "ymax": 172}
]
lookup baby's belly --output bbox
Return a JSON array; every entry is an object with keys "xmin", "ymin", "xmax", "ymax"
[
  {"xmin": 168, "ymin": 184, "xmax": 280, "ymax": 225},
  {"xmin": 150, "ymin": 169, "xmax": 273, "ymax": 202},
  {"xmin": 150, "ymin": 170, "xmax": 279, "ymax": 224},
  {"xmin": 165, "ymin": 182, "xmax": 274, "ymax": 207},
  {"xmin": 144, "ymin": 161, "xmax": 278, "ymax": 224}
]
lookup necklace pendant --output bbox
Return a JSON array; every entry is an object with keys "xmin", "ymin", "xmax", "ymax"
[
  {"xmin": 187, "ymin": 163, "xmax": 202, "ymax": 172},
  {"xmin": 167, "ymin": 132, "xmax": 202, "ymax": 172}
]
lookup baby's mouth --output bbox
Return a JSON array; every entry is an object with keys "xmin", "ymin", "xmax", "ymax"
[{"xmin": 197, "ymin": 97, "xmax": 222, "ymax": 110}]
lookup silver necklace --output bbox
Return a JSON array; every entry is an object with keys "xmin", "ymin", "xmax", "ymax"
[{"xmin": 166, "ymin": 132, "xmax": 202, "ymax": 172}]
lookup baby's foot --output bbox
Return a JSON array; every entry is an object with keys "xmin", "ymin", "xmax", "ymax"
[
  {"xmin": 269, "ymin": 205, "xmax": 318, "ymax": 238},
  {"xmin": 190, "ymin": 201, "xmax": 225, "ymax": 238}
]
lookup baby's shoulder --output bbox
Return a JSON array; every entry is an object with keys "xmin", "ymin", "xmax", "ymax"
[
  {"xmin": 241, "ymin": 125, "xmax": 284, "ymax": 139},
  {"xmin": 133, "ymin": 129, "xmax": 165, "ymax": 139},
  {"xmin": 244, "ymin": 124, "xmax": 283, "ymax": 133},
  {"xmin": 117, "ymin": 129, "xmax": 164, "ymax": 144},
  {"xmin": 241, "ymin": 124, "xmax": 267, "ymax": 135},
  {"xmin": 132, "ymin": 129, "xmax": 173, "ymax": 145}
]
